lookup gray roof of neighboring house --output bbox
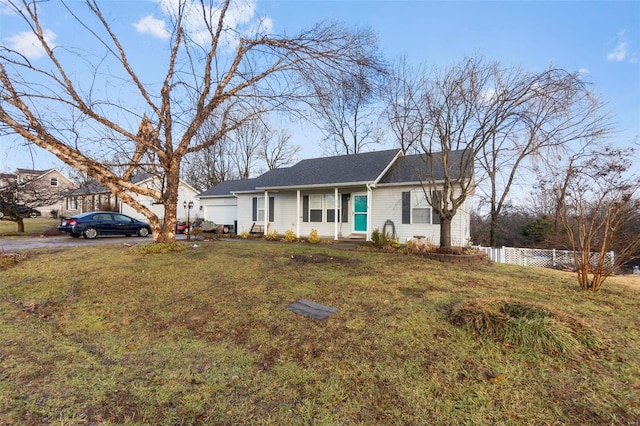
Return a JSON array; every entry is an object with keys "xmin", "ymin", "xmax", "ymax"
[
  {"xmin": 378, "ymin": 150, "xmax": 471, "ymax": 184},
  {"xmin": 70, "ymin": 181, "xmax": 111, "ymax": 195},
  {"xmin": 15, "ymin": 168, "xmax": 50, "ymax": 175}
]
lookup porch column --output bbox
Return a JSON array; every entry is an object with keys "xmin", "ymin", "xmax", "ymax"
[
  {"xmin": 296, "ymin": 190, "xmax": 301, "ymax": 238},
  {"xmin": 366, "ymin": 185, "xmax": 373, "ymax": 241},
  {"xmin": 334, "ymin": 187, "xmax": 339, "ymax": 240},
  {"xmin": 264, "ymin": 190, "xmax": 268, "ymax": 233}
]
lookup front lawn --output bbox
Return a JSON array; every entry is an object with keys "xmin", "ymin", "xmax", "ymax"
[
  {"xmin": 0, "ymin": 218, "xmax": 60, "ymax": 236},
  {"xmin": 0, "ymin": 240, "xmax": 638, "ymax": 424}
]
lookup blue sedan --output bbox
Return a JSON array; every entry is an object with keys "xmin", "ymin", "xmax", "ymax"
[{"xmin": 58, "ymin": 211, "xmax": 152, "ymax": 239}]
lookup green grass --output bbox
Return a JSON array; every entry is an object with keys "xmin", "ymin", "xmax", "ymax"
[
  {"xmin": 1, "ymin": 240, "xmax": 639, "ymax": 425},
  {"xmin": 0, "ymin": 218, "xmax": 60, "ymax": 236}
]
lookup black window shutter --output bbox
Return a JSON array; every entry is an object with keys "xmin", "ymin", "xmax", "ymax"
[
  {"xmin": 402, "ymin": 192, "xmax": 411, "ymax": 224},
  {"xmin": 252, "ymin": 197, "xmax": 257, "ymax": 221},
  {"xmin": 302, "ymin": 196, "xmax": 309, "ymax": 222},
  {"xmin": 268, "ymin": 197, "xmax": 274, "ymax": 222},
  {"xmin": 341, "ymin": 194, "xmax": 349, "ymax": 223}
]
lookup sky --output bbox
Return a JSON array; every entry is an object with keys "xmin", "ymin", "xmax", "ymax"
[{"xmin": 0, "ymin": 0, "xmax": 639, "ymax": 174}]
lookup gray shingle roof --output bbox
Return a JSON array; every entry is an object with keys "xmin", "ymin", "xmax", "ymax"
[
  {"xmin": 378, "ymin": 150, "xmax": 471, "ymax": 184},
  {"xmin": 197, "ymin": 149, "xmax": 472, "ymax": 197},
  {"xmin": 197, "ymin": 178, "xmax": 260, "ymax": 197},
  {"xmin": 254, "ymin": 149, "xmax": 401, "ymax": 189}
]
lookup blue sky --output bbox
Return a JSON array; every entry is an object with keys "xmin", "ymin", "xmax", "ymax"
[{"xmin": 1, "ymin": 0, "xmax": 638, "ymax": 172}]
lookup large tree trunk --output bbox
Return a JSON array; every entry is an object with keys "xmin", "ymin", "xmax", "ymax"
[
  {"xmin": 489, "ymin": 210, "xmax": 499, "ymax": 247},
  {"xmin": 440, "ymin": 216, "xmax": 452, "ymax": 248}
]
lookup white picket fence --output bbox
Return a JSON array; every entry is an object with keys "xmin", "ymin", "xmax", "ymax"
[{"xmin": 473, "ymin": 246, "xmax": 615, "ymax": 270}]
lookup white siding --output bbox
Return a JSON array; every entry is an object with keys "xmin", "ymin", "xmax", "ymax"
[
  {"xmin": 121, "ymin": 181, "xmax": 200, "ymax": 221},
  {"xmin": 236, "ymin": 185, "xmax": 471, "ymax": 246},
  {"xmin": 370, "ymin": 185, "xmax": 470, "ymax": 246}
]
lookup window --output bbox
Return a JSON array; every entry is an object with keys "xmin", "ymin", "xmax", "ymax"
[
  {"xmin": 66, "ymin": 196, "xmax": 78, "ymax": 210},
  {"xmin": 50, "ymin": 177, "xmax": 58, "ymax": 186},
  {"xmin": 326, "ymin": 193, "xmax": 339, "ymax": 222},
  {"xmin": 309, "ymin": 194, "xmax": 323, "ymax": 222},
  {"xmin": 252, "ymin": 196, "xmax": 274, "ymax": 222},
  {"xmin": 402, "ymin": 190, "xmax": 440, "ymax": 225},
  {"xmin": 256, "ymin": 197, "xmax": 265, "ymax": 221},
  {"xmin": 412, "ymin": 190, "xmax": 430, "ymax": 224},
  {"xmin": 303, "ymin": 194, "xmax": 341, "ymax": 223}
]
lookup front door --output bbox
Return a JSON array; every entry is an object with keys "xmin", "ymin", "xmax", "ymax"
[{"xmin": 353, "ymin": 195, "xmax": 367, "ymax": 232}]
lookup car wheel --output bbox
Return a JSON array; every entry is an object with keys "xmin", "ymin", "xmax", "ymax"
[
  {"xmin": 138, "ymin": 227, "xmax": 150, "ymax": 237},
  {"xmin": 83, "ymin": 227, "xmax": 99, "ymax": 239},
  {"xmin": 0, "ymin": 211, "xmax": 4, "ymax": 218},
  {"xmin": 29, "ymin": 212, "xmax": 38, "ymax": 218}
]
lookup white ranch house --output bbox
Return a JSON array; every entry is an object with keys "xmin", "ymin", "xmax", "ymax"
[{"xmin": 197, "ymin": 149, "xmax": 473, "ymax": 245}]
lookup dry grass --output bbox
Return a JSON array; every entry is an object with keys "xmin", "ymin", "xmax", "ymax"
[
  {"xmin": 0, "ymin": 240, "xmax": 639, "ymax": 425},
  {"xmin": 0, "ymin": 218, "xmax": 60, "ymax": 236}
]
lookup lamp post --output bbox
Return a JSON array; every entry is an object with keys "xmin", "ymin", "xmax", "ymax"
[{"xmin": 183, "ymin": 200, "xmax": 194, "ymax": 240}]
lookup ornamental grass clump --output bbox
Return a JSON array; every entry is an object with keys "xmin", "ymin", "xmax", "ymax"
[
  {"xmin": 449, "ymin": 297, "xmax": 601, "ymax": 356},
  {"xmin": 132, "ymin": 242, "xmax": 186, "ymax": 254},
  {"xmin": 264, "ymin": 229, "xmax": 279, "ymax": 241}
]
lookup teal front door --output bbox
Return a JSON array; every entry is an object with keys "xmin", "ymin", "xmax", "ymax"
[{"xmin": 354, "ymin": 195, "xmax": 367, "ymax": 232}]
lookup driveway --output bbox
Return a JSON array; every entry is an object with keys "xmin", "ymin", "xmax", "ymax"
[{"xmin": 0, "ymin": 234, "xmax": 187, "ymax": 251}]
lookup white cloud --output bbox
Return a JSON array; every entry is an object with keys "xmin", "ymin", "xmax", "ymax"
[
  {"xmin": 607, "ymin": 30, "xmax": 637, "ymax": 63},
  {"xmin": 152, "ymin": 0, "xmax": 269, "ymax": 47},
  {"xmin": 607, "ymin": 41, "xmax": 628, "ymax": 62},
  {"xmin": 6, "ymin": 29, "xmax": 57, "ymax": 60},
  {"xmin": 578, "ymin": 68, "xmax": 590, "ymax": 75},
  {"xmin": 133, "ymin": 14, "xmax": 171, "ymax": 40}
]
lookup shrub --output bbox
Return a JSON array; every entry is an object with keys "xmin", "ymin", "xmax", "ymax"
[
  {"xmin": 372, "ymin": 228, "xmax": 400, "ymax": 249},
  {"xmin": 308, "ymin": 229, "xmax": 321, "ymax": 244},
  {"xmin": 49, "ymin": 209, "xmax": 59, "ymax": 219},
  {"xmin": 282, "ymin": 229, "xmax": 297, "ymax": 242},
  {"xmin": 189, "ymin": 227, "xmax": 204, "ymax": 239},
  {"xmin": 240, "ymin": 231, "xmax": 250, "ymax": 239},
  {"xmin": 264, "ymin": 229, "xmax": 279, "ymax": 241}
]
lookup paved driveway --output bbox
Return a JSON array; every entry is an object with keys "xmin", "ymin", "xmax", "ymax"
[{"xmin": 0, "ymin": 234, "xmax": 187, "ymax": 251}]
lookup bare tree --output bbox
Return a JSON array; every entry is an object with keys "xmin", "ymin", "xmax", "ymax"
[
  {"xmin": 310, "ymin": 63, "xmax": 386, "ymax": 154},
  {"xmin": 0, "ymin": 174, "xmax": 68, "ymax": 232},
  {"xmin": 259, "ymin": 128, "xmax": 299, "ymax": 170},
  {"xmin": 182, "ymin": 143, "xmax": 233, "ymax": 192},
  {"xmin": 556, "ymin": 144, "xmax": 640, "ymax": 291},
  {"xmin": 386, "ymin": 56, "xmax": 611, "ymax": 248},
  {"xmin": 0, "ymin": 0, "xmax": 383, "ymax": 242},
  {"xmin": 382, "ymin": 57, "xmax": 425, "ymax": 153},
  {"xmin": 477, "ymin": 68, "xmax": 611, "ymax": 247}
]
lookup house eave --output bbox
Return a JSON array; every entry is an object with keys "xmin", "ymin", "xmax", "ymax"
[{"xmin": 244, "ymin": 180, "xmax": 376, "ymax": 192}]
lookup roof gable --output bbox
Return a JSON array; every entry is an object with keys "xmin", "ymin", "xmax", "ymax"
[{"xmin": 378, "ymin": 150, "xmax": 472, "ymax": 184}]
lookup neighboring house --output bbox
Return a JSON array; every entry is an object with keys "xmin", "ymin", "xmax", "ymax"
[
  {"xmin": 0, "ymin": 168, "xmax": 77, "ymax": 217},
  {"xmin": 65, "ymin": 174, "xmax": 201, "ymax": 221},
  {"xmin": 198, "ymin": 149, "xmax": 473, "ymax": 245}
]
